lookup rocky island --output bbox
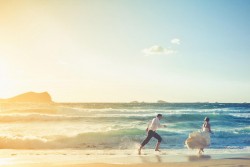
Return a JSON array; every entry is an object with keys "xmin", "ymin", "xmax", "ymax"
[{"xmin": 0, "ymin": 92, "xmax": 53, "ymax": 103}]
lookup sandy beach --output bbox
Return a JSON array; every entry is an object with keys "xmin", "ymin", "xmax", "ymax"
[
  {"xmin": 3, "ymin": 157, "xmax": 250, "ymax": 167},
  {"xmin": 0, "ymin": 149, "xmax": 249, "ymax": 167},
  {"xmin": 61, "ymin": 158, "xmax": 250, "ymax": 167}
]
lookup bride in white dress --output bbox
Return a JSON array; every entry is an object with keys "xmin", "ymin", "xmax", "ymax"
[{"xmin": 185, "ymin": 117, "xmax": 213, "ymax": 154}]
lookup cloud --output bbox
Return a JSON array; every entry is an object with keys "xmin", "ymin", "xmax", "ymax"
[
  {"xmin": 171, "ymin": 38, "xmax": 180, "ymax": 45},
  {"xmin": 143, "ymin": 45, "xmax": 176, "ymax": 55}
]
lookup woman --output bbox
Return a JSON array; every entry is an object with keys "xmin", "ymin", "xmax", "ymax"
[{"xmin": 185, "ymin": 117, "xmax": 213, "ymax": 154}]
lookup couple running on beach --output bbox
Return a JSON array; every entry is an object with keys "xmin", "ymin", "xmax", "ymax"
[{"xmin": 138, "ymin": 114, "xmax": 212, "ymax": 155}]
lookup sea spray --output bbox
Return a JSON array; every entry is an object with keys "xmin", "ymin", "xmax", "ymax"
[{"xmin": 0, "ymin": 103, "xmax": 249, "ymax": 150}]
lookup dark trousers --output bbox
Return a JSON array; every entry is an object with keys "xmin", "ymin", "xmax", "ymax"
[{"xmin": 141, "ymin": 130, "xmax": 162, "ymax": 147}]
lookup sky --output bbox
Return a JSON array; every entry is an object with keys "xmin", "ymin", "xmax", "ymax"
[{"xmin": 0, "ymin": 0, "xmax": 250, "ymax": 102}]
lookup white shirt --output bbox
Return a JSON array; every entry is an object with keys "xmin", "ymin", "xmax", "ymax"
[{"xmin": 147, "ymin": 117, "xmax": 162, "ymax": 131}]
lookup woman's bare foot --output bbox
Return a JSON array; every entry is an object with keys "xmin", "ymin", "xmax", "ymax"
[{"xmin": 138, "ymin": 149, "xmax": 141, "ymax": 155}]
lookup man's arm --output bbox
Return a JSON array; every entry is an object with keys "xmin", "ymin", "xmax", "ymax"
[
  {"xmin": 146, "ymin": 120, "xmax": 151, "ymax": 132},
  {"xmin": 159, "ymin": 124, "xmax": 167, "ymax": 128},
  {"xmin": 158, "ymin": 120, "xmax": 167, "ymax": 128}
]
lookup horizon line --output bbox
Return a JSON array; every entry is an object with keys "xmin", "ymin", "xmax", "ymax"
[{"xmin": 52, "ymin": 101, "xmax": 249, "ymax": 104}]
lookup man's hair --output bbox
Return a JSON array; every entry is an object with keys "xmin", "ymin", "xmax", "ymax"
[{"xmin": 157, "ymin": 114, "xmax": 162, "ymax": 117}]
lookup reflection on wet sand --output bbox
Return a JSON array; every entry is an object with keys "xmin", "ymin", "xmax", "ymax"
[
  {"xmin": 187, "ymin": 155, "xmax": 211, "ymax": 161},
  {"xmin": 139, "ymin": 154, "xmax": 163, "ymax": 163}
]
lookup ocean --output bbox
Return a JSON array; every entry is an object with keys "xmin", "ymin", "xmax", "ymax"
[{"xmin": 0, "ymin": 103, "xmax": 249, "ymax": 151}]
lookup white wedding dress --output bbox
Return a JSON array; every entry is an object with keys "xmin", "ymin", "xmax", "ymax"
[{"xmin": 185, "ymin": 127, "xmax": 210, "ymax": 149}]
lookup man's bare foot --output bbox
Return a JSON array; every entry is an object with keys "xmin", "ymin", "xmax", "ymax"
[
  {"xmin": 138, "ymin": 149, "xmax": 141, "ymax": 155},
  {"xmin": 155, "ymin": 149, "xmax": 161, "ymax": 152},
  {"xmin": 198, "ymin": 149, "xmax": 202, "ymax": 155}
]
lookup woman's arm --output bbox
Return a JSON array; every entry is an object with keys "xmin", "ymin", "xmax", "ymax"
[
  {"xmin": 207, "ymin": 123, "xmax": 213, "ymax": 134},
  {"xmin": 202, "ymin": 122, "xmax": 206, "ymax": 130}
]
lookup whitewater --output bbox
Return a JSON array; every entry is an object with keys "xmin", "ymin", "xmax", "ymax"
[{"xmin": 0, "ymin": 103, "xmax": 249, "ymax": 151}]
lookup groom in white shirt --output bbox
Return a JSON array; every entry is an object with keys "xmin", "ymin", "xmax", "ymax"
[{"xmin": 138, "ymin": 114, "xmax": 166, "ymax": 155}]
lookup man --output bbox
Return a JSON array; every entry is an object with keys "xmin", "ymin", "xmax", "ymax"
[{"xmin": 138, "ymin": 114, "xmax": 166, "ymax": 155}]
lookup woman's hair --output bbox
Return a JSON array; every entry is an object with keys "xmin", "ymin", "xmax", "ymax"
[
  {"xmin": 204, "ymin": 117, "xmax": 209, "ymax": 121},
  {"xmin": 157, "ymin": 114, "xmax": 162, "ymax": 117}
]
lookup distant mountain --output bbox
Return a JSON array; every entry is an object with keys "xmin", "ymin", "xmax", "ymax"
[
  {"xmin": 0, "ymin": 92, "xmax": 53, "ymax": 103},
  {"xmin": 130, "ymin": 101, "xmax": 139, "ymax": 103},
  {"xmin": 157, "ymin": 100, "xmax": 168, "ymax": 103}
]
